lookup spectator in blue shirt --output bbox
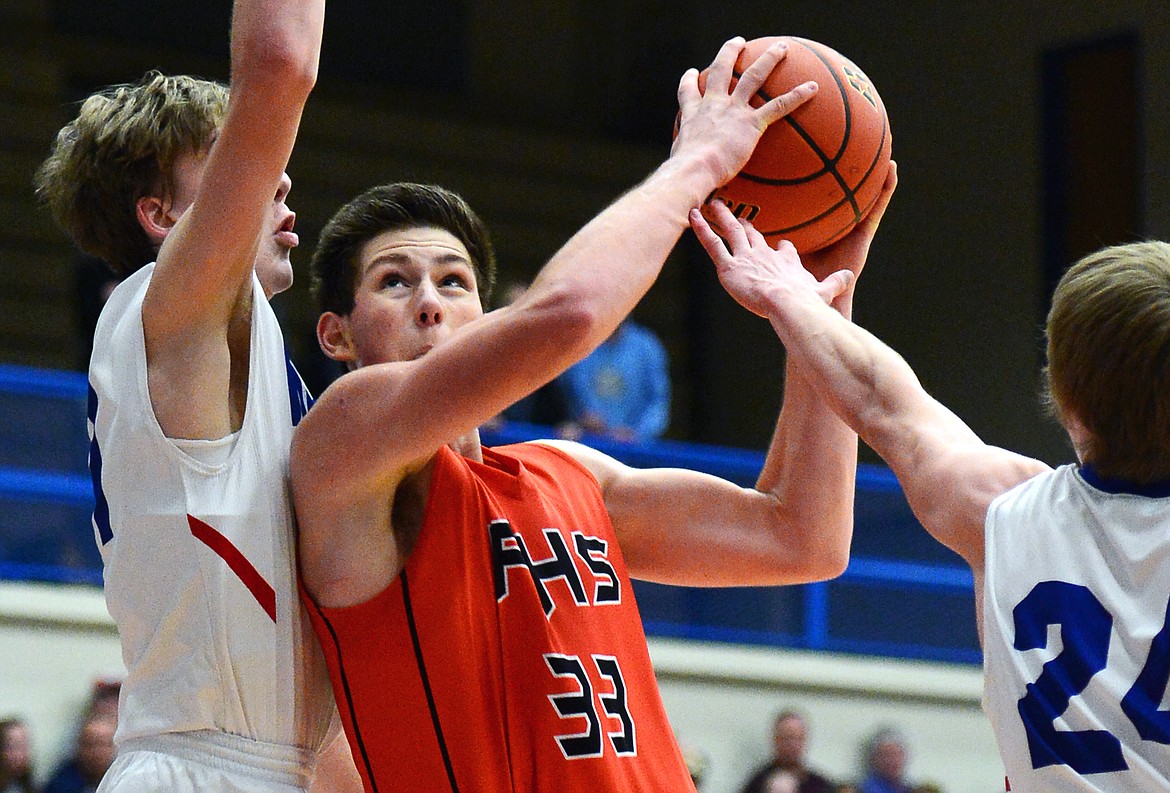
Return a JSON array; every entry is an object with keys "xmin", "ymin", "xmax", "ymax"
[
  {"xmin": 558, "ymin": 319, "xmax": 670, "ymax": 442},
  {"xmin": 858, "ymin": 729, "xmax": 912, "ymax": 793},
  {"xmin": 42, "ymin": 713, "xmax": 115, "ymax": 793}
]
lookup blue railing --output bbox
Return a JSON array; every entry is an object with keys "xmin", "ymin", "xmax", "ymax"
[{"xmin": 0, "ymin": 364, "xmax": 981, "ymax": 664}]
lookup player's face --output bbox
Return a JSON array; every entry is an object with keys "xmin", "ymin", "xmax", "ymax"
[
  {"xmin": 772, "ymin": 716, "xmax": 806, "ymax": 766},
  {"xmin": 870, "ymin": 740, "xmax": 906, "ymax": 781},
  {"xmin": 160, "ymin": 148, "xmax": 298, "ymax": 299},
  {"xmin": 253, "ymin": 170, "xmax": 298, "ymax": 299},
  {"xmin": 163, "ymin": 149, "xmax": 206, "ymax": 220},
  {"xmin": 342, "ymin": 225, "xmax": 482, "ymax": 368}
]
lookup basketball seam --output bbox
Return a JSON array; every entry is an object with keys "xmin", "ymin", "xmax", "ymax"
[{"xmin": 761, "ymin": 111, "xmax": 890, "ymax": 240}]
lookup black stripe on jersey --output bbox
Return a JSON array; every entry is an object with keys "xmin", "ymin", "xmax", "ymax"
[
  {"xmin": 312, "ymin": 603, "xmax": 380, "ymax": 793},
  {"xmin": 401, "ymin": 568, "xmax": 460, "ymax": 792}
]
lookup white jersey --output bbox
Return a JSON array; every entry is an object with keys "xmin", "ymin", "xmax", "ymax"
[
  {"xmin": 983, "ymin": 464, "xmax": 1170, "ymax": 792},
  {"xmin": 87, "ymin": 265, "xmax": 334, "ymax": 762}
]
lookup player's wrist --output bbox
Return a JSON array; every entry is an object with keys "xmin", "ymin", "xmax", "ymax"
[
  {"xmin": 653, "ymin": 147, "xmax": 728, "ymax": 208},
  {"xmin": 764, "ymin": 279, "xmax": 832, "ymax": 327}
]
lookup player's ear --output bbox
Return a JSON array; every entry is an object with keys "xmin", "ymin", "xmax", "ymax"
[
  {"xmin": 317, "ymin": 312, "xmax": 356, "ymax": 365},
  {"xmin": 135, "ymin": 194, "xmax": 177, "ymax": 249}
]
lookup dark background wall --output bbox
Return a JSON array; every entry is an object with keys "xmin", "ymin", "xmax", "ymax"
[{"xmin": 5, "ymin": 0, "xmax": 1170, "ymax": 465}]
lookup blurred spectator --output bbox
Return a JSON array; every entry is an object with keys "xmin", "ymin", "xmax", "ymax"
[
  {"xmin": 83, "ymin": 678, "xmax": 121, "ymax": 724},
  {"xmin": 859, "ymin": 728, "xmax": 912, "ymax": 793},
  {"xmin": 680, "ymin": 742, "xmax": 709, "ymax": 790},
  {"xmin": 41, "ymin": 713, "xmax": 115, "ymax": 793},
  {"xmin": 0, "ymin": 717, "xmax": 37, "ymax": 793},
  {"xmin": 488, "ymin": 280, "xmax": 569, "ymax": 428},
  {"xmin": 739, "ymin": 710, "xmax": 837, "ymax": 793},
  {"xmin": 557, "ymin": 318, "xmax": 670, "ymax": 442}
]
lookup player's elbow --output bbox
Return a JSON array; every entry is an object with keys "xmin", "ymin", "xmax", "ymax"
[
  {"xmin": 804, "ymin": 541, "xmax": 850, "ymax": 581},
  {"xmin": 526, "ymin": 284, "xmax": 608, "ymax": 361},
  {"xmin": 763, "ymin": 498, "xmax": 852, "ymax": 582},
  {"xmin": 232, "ymin": 36, "xmax": 319, "ymax": 101}
]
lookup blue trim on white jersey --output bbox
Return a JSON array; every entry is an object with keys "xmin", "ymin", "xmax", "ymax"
[
  {"xmin": 284, "ymin": 351, "xmax": 314, "ymax": 427},
  {"xmin": 1080, "ymin": 464, "xmax": 1170, "ymax": 498},
  {"xmin": 87, "ymin": 383, "xmax": 113, "ymax": 545}
]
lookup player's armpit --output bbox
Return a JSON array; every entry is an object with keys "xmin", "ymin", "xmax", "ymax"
[{"xmin": 892, "ymin": 427, "xmax": 1050, "ymax": 572}]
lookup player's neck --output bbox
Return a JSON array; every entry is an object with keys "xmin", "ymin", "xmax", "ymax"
[{"xmin": 449, "ymin": 429, "xmax": 482, "ymax": 463}]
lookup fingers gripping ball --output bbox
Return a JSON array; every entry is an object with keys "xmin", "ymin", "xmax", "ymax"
[{"xmin": 696, "ymin": 36, "xmax": 892, "ymax": 253}]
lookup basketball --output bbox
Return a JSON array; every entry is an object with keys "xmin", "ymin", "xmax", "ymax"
[{"xmin": 696, "ymin": 36, "xmax": 892, "ymax": 253}]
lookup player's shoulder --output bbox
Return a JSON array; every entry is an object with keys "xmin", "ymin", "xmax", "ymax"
[{"xmin": 522, "ymin": 438, "xmax": 626, "ymax": 490}]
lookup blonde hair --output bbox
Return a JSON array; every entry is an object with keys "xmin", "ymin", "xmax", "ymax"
[
  {"xmin": 1045, "ymin": 240, "xmax": 1170, "ymax": 481},
  {"xmin": 34, "ymin": 71, "xmax": 228, "ymax": 276}
]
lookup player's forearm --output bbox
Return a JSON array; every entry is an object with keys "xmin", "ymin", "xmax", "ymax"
[
  {"xmin": 149, "ymin": 0, "xmax": 324, "ymax": 326},
  {"xmin": 769, "ymin": 290, "xmax": 922, "ymax": 460},
  {"xmin": 524, "ymin": 156, "xmax": 720, "ymax": 362},
  {"xmin": 752, "ymin": 356, "xmax": 855, "ymax": 580}
]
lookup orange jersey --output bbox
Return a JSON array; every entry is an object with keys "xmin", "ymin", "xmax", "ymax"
[{"xmin": 302, "ymin": 442, "xmax": 695, "ymax": 792}]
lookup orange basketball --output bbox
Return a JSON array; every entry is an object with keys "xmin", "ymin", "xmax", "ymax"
[{"xmin": 698, "ymin": 36, "xmax": 892, "ymax": 253}]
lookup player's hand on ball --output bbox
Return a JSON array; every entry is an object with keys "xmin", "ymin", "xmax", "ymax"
[
  {"xmin": 674, "ymin": 37, "xmax": 818, "ymax": 188},
  {"xmin": 689, "ymin": 201, "xmax": 852, "ymax": 319}
]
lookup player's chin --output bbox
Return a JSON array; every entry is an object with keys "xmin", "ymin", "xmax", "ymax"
[{"xmin": 257, "ymin": 250, "xmax": 295, "ymax": 296}]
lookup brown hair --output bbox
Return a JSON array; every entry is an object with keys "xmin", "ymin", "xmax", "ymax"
[
  {"xmin": 311, "ymin": 182, "xmax": 496, "ymax": 316},
  {"xmin": 1045, "ymin": 240, "xmax": 1170, "ymax": 481},
  {"xmin": 34, "ymin": 71, "xmax": 228, "ymax": 276}
]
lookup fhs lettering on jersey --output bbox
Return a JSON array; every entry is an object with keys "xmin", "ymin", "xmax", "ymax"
[
  {"xmin": 188, "ymin": 514, "xmax": 277, "ymax": 622},
  {"xmin": 490, "ymin": 519, "xmax": 622, "ymax": 618}
]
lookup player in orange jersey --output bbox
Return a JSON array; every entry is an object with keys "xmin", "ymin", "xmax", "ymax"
[{"xmin": 293, "ymin": 37, "xmax": 894, "ymax": 792}]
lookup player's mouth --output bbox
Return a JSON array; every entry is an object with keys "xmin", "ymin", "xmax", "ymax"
[
  {"xmin": 275, "ymin": 212, "xmax": 299, "ymax": 249},
  {"xmin": 412, "ymin": 344, "xmax": 434, "ymax": 360}
]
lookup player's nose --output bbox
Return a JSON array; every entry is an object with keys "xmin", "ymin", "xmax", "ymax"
[
  {"xmin": 415, "ymin": 283, "xmax": 443, "ymax": 327},
  {"xmin": 275, "ymin": 172, "xmax": 292, "ymax": 203}
]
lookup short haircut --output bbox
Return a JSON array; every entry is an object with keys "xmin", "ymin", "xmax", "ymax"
[
  {"xmin": 311, "ymin": 182, "xmax": 497, "ymax": 316},
  {"xmin": 1045, "ymin": 241, "xmax": 1170, "ymax": 482},
  {"xmin": 864, "ymin": 727, "xmax": 905, "ymax": 762},
  {"xmin": 773, "ymin": 709, "xmax": 806, "ymax": 728},
  {"xmin": 35, "ymin": 71, "xmax": 228, "ymax": 276}
]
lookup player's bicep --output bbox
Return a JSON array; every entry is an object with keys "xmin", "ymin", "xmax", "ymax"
[{"xmin": 542, "ymin": 441, "xmax": 793, "ymax": 585}]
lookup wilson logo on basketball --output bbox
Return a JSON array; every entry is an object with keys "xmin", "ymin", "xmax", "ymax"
[
  {"xmin": 844, "ymin": 65, "xmax": 877, "ymax": 108},
  {"xmin": 719, "ymin": 199, "xmax": 761, "ymax": 222}
]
